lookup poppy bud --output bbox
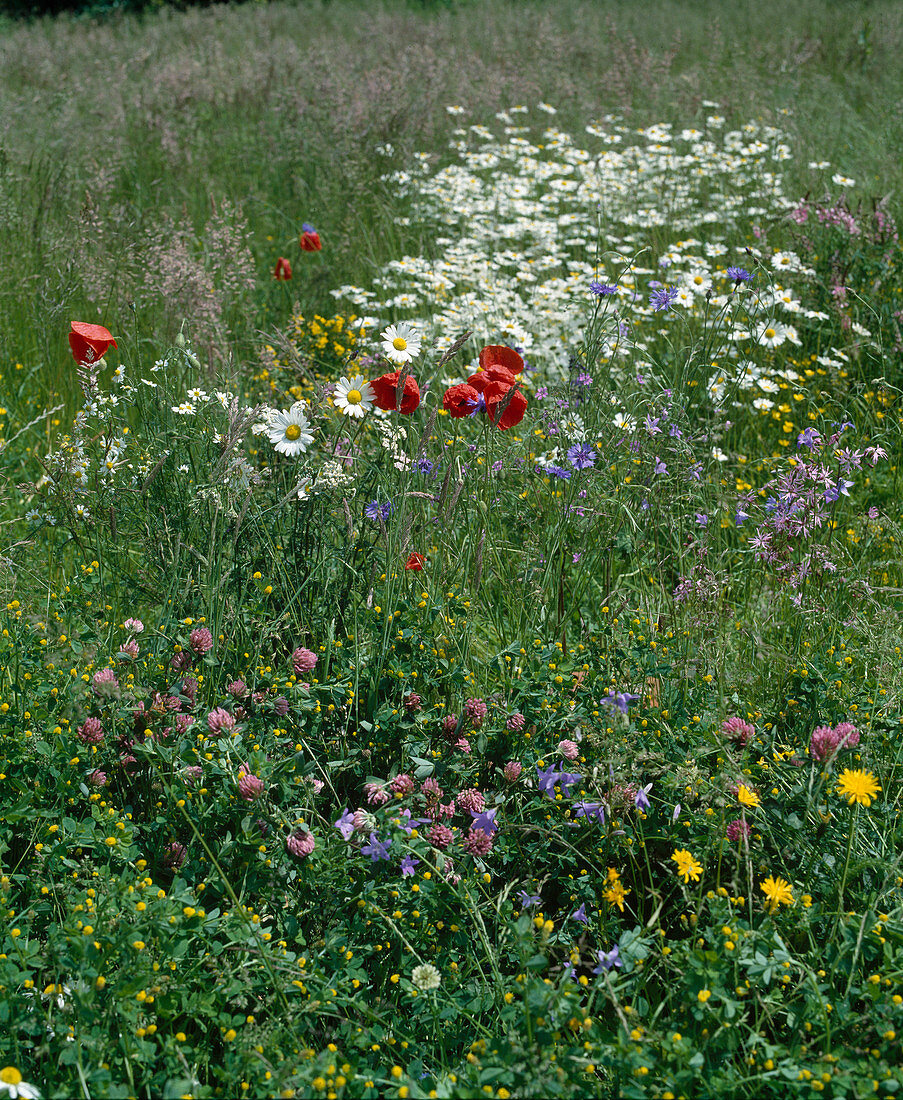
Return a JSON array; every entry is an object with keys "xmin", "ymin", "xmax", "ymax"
[
  {"xmin": 274, "ymin": 257, "xmax": 293, "ymax": 280},
  {"xmin": 69, "ymin": 321, "xmax": 117, "ymax": 365},
  {"xmin": 299, "ymin": 223, "xmax": 322, "ymax": 252}
]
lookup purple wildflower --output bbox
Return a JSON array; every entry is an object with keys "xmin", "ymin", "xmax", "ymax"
[
  {"xmin": 726, "ymin": 266, "xmax": 753, "ymax": 284},
  {"xmin": 649, "ymin": 285, "xmax": 679, "ymax": 311},
  {"xmin": 567, "ymin": 443, "xmax": 596, "ymax": 470},
  {"xmin": 400, "ymin": 855, "xmax": 420, "ymax": 877},
  {"xmin": 593, "ymin": 945, "xmax": 622, "ymax": 974},
  {"xmin": 334, "ymin": 808, "xmax": 355, "ymax": 840},
  {"xmin": 361, "ymin": 833, "xmax": 392, "ymax": 862}
]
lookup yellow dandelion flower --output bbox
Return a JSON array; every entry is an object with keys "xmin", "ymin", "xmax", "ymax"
[
  {"xmin": 603, "ymin": 881, "xmax": 631, "ymax": 912},
  {"xmin": 760, "ymin": 875, "xmax": 794, "ymax": 913},
  {"xmin": 671, "ymin": 849, "xmax": 703, "ymax": 884},
  {"xmin": 836, "ymin": 769, "xmax": 880, "ymax": 807}
]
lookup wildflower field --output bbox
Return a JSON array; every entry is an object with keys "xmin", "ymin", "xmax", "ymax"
[{"xmin": 1, "ymin": 0, "xmax": 903, "ymax": 1097}]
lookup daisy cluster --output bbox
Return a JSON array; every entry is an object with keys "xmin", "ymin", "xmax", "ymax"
[{"xmin": 331, "ymin": 105, "xmax": 870, "ymax": 406}]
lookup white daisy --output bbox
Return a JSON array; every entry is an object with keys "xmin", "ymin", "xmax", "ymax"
[
  {"xmin": 0, "ymin": 1066, "xmax": 41, "ymax": 1099},
  {"xmin": 266, "ymin": 403, "xmax": 314, "ymax": 457},
  {"xmin": 380, "ymin": 322, "xmax": 421, "ymax": 365},
  {"xmin": 755, "ymin": 321, "xmax": 788, "ymax": 348},
  {"xmin": 333, "ymin": 375, "xmax": 374, "ymax": 419}
]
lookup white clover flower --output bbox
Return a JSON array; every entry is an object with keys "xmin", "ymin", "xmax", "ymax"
[
  {"xmin": 411, "ymin": 963, "xmax": 441, "ymax": 991},
  {"xmin": 266, "ymin": 404, "xmax": 314, "ymax": 457}
]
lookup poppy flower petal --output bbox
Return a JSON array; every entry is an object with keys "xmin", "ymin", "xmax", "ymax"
[{"xmin": 479, "ymin": 344, "xmax": 523, "ymax": 375}]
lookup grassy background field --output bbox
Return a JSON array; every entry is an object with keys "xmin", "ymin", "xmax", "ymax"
[
  {"xmin": 1, "ymin": 0, "xmax": 902, "ymax": 398},
  {"xmin": 2, "ymin": 3, "xmax": 903, "ymax": 1097}
]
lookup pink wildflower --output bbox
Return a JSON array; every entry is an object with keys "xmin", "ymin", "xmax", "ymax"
[
  {"xmin": 810, "ymin": 724, "xmax": 841, "ymax": 761},
  {"xmin": 420, "ymin": 777, "xmax": 442, "ymax": 801},
  {"xmin": 726, "ymin": 819, "xmax": 751, "ymax": 842},
  {"xmin": 123, "ymin": 618, "xmax": 144, "ymax": 633},
  {"xmin": 404, "ymin": 692, "xmax": 422, "ymax": 713},
  {"xmin": 429, "ymin": 823, "xmax": 454, "ymax": 849},
  {"xmin": 833, "ymin": 722, "xmax": 860, "ymax": 749},
  {"xmin": 286, "ymin": 830, "xmax": 316, "ymax": 859},
  {"xmin": 92, "ymin": 667, "xmax": 119, "ymax": 696},
  {"xmin": 503, "ymin": 761, "xmax": 523, "ymax": 782},
  {"xmin": 464, "ymin": 827, "xmax": 493, "ymax": 857},
  {"xmin": 456, "ymin": 788, "xmax": 485, "ymax": 815},
  {"xmin": 440, "ymin": 714, "xmax": 459, "ymax": 738},
  {"xmin": 207, "ymin": 707, "xmax": 236, "ymax": 733},
  {"xmin": 227, "ymin": 680, "xmax": 248, "ymax": 699},
  {"xmin": 557, "ymin": 739, "xmax": 579, "ymax": 760},
  {"xmin": 352, "ymin": 809, "xmax": 376, "ymax": 833},
  {"xmin": 721, "ymin": 716, "xmax": 755, "ymax": 747},
  {"xmin": 88, "ymin": 769, "xmax": 107, "ymax": 787},
  {"xmin": 238, "ymin": 771, "xmax": 265, "ymax": 802},
  {"xmin": 118, "ymin": 640, "xmax": 140, "ymax": 659},
  {"xmin": 292, "ymin": 647, "xmax": 318, "ymax": 674},
  {"xmin": 163, "ymin": 841, "xmax": 187, "ymax": 869},
  {"xmin": 464, "ymin": 697, "xmax": 488, "ymax": 728},
  {"xmin": 180, "ymin": 677, "xmax": 198, "ymax": 703},
  {"xmin": 189, "ymin": 627, "xmax": 213, "ymax": 656},
  {"xmin": 506, "ymin": 712, "xmax": 525, "ymax": 732},
  {"xmin": 454, "ymin": 737, "xmax": 472, "ymax": 754},
  {"xmin": 273, "ymin": 696, "xmax": 289, "ymax": 717},
  {"xmin": 390, "ymin": 773, "xmax": 415, "ymax": 796},
  {"xmin": 365, "ymin": 782, "xmax": 390, "ymax": 807},
  {"xmin": 77, "ymin": 717, "xmax": 104, "ymax": 745},
  {"xmin": 174, "ymin": 714, "xmax": 195, "ymax": 735}
]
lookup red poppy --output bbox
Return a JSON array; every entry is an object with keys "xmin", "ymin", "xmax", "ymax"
[
  {"xmin": 484, "ymin": 379, "xmax": 528, "ymax": 430},
  {"xmin": 69, "ymin": 321, "xmax": 117, "ymax": 365},
  {"xmin": 405, "ymin": 552, "xmax": 427, "ymax": 571},
  {"xmin": 299, "ymin": 223, "xmax": 322, "ymax": 252},
  {"xmin": 369, "ymin": 370, "xmax": 421, "ymax": 415},
  {"xmin": 466, "ymin": 364, "xmax": 517, "ymax": 393},
  {"xmin": 443, "ymin": 382, "xmax": 480, "ymax": 418},
  {"xmin": 274, "ymin": 257, "xmax": 293, "ymax": 280},
  {"xmin": 479, "ymin": 344, "xmax": 524, "ymax": 375}
]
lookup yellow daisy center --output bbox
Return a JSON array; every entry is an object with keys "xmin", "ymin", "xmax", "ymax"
[
  {"xmin": 285, "ymin": 424, "xmax": 302, "ymax": 441},
  {"xmin": 0, "ymin": 1069, "xmax": 23, "ymax": 1086},
  {"xmin": 764, "ymin": 328, "xmax": 776, "ymax": 340},
  {"xmin": 392, "ymin": 337, "xmax": 408, "ymax": 351},
  {"xmin": 347, "ymin": 389, "xmax": 362, "ymax": 405}
]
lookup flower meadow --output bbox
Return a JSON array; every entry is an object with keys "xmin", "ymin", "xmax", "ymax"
[{"xmin": 2, "ymin": 21, "xmax": 903, "ymax": 1098}]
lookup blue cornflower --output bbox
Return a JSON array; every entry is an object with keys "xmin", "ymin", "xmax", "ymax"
[
  {"xmin": 649, "ymin": 285, "xmax": 679, "ymax": 311},
  {"xmin": 567, "ymin": 443, "xmax": 596, "ymax": 470},
  {"xmin": 301, "ymin": 222, "xmax": 316, "ymax": 234},
  {"xmin": 590, "ymin": 281, "xmax": 618, "ymax": 297},
  {"xmin": 547, "ymin": 465, "xmax": 573, "ymax": 481},
  {"xmin": 726, "ymin": 266, "xmax": 753, "ymax": 284},
  {"xmin": 365, "ymin": 500, "xmax": 392, "ymax": 522}
]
